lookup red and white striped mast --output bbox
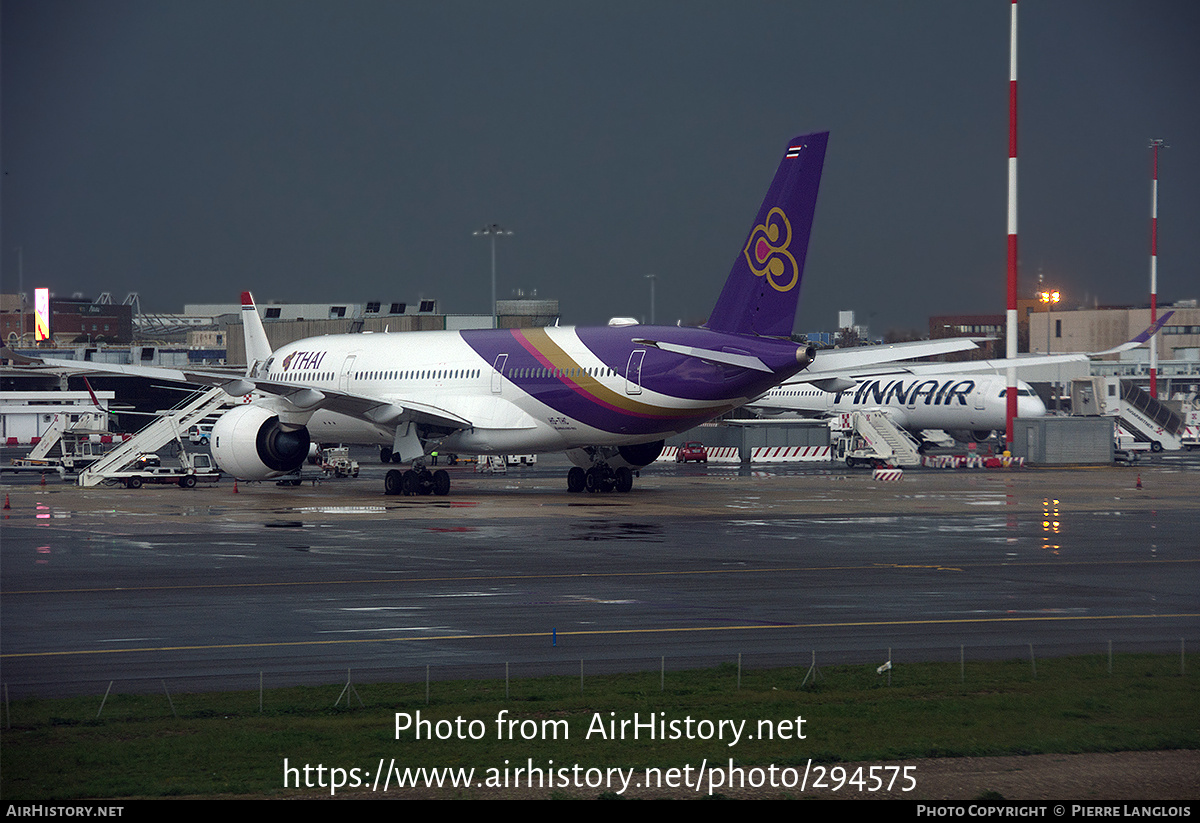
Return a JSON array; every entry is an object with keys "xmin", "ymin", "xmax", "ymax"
[
  {"xmin": 1149, "ymin": 138, "xmax": 1165, "ymax": 399},
  {"xmin": 1005, "ymin": 0, "xmax": 1019, "ymax": 452}
]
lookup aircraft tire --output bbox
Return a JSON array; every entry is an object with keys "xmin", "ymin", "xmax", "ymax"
[
  {"xmin": 433, "ymin": 469, "xmax": 451, "ymax": 496},
  {"xmin": 567, "ymin": 467, "xmax": 586, "ymax": 493},
  {"xmin": 401, "ymin": 470, "xmax": 419, "ymax": 495},
  {"xmin": 615, "ymin": 466, "xmax": 634, "ymax": 493},
  {"xmin": 380, "ymin": 447, "xmax": 393, "ymax": 464},
  {"xmin": 384, "ymin": 469, "xmax": 402, "ymax": 495}
]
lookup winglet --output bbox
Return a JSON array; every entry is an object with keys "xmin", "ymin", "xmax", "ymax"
[
  {"xmin": 1090, "ymin": 310, "xmax": 1175, "ymax": 356},
  {"xmin": 82, "ymin": 376, "xmax": 102, "ymax": 408},
  {"xmin": 706, "ymin": 131, "xmax": 828, "ymax": 337},
  {"xmin": 241, "ymin": 291, "xmax": 273, "ymax": 376}
]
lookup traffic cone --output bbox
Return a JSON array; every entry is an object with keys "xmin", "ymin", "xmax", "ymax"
[
  {"xmin": 233, "ymin": 479, "xmax": 239, "ymax": 494},
  {"xmin": 3, "ymin": 494, "xmax": 9, "ymax": 509},
  {"xmin": 40, "ymin": 472, "xmax": 45, "ymax": 486},
  {"xmin": 1136, "ymin": 474, "xmax": 1142, "ymax": 489}
]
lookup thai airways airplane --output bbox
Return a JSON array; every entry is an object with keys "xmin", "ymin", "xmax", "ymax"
[{"xmin": 25, "ymin": 131, "xmax": 987, "ymax": 494}]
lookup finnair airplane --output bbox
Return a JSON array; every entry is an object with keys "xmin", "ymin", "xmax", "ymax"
[
  {"xmin": 750, "ymin": 374, "xmax": 1047, "ymax": 444},
  {"xmin": 28, "ymin": 131, "xmax": 984, "ymax": 495},
  {"xmin": 747, "ymin": 312, "xmax": 1174, "ymax": 444}
]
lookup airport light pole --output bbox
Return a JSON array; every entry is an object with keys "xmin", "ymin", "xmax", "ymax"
[
  {"xmin": 1037, "ymin": 288, "xmax": 1060, "ymax": 353},
  {"xmin": 474, "ymin": 223, "xmax": 512, "ymax": 329},
  {"xmin": 1038, "ymin": 288, "xmax": 1060, "ymax": 410},
  {"xmin": 645, "ymin": 273, "xmax": 656, "ymax": 325}
]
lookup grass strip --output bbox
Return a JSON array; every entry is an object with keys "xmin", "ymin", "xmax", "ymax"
[{"xmin": 2, "ymin": 653, "xmax": 1195, "ymax": 799}]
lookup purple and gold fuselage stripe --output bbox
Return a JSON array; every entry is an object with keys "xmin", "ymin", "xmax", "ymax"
[{"xmin": 510, "ymin": 329, "xmax": 729, "ymax": 421}]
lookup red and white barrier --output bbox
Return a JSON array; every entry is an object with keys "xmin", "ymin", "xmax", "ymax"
[
  {"xmin": 750, "ymin": 445, "xmax": 831, "ymax": 463},
  {"xmin": 660, "ymin": 445, "xmax": 829, "ymax": 464}
]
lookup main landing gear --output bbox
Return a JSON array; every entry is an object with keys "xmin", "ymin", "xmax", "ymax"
[
  {"xmin": 384, "ymin": 465, "xmax": 451, "ymax": 496},
  {"xmin": 566, "ymin": 464, "xmax": 634, "ymax": 494}
]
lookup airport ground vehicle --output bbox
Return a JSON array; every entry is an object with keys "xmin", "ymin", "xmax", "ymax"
[
  {"xmin": 102, "ymin": 451, "xmax": 220, "ymax": 489},
  {"xmin": 675, "ymin": 441, "xmax": 708, "ymax": 463},
  {"xmin": 321, "ymin": 446, "xmax": 360, "ymax": 477},
  {"xmin": 188, "ymin": 424, "xmax": 214, "ymax": 445}
]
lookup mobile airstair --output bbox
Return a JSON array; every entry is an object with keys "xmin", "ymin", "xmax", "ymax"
[
  {"xmin": 78, "ymin": 387, "xmax": 233, "ymax": 486},
  {"xmin": 10, "ymin": 412, "xmax": 112, "ymax": 470},
  {"xmin": 1071, "ymin": 377, "xmax": 1184, "ymax": 452},
  {"xmin": 834, "ymin": 410, "xmax": 923, "ymax": 468}
]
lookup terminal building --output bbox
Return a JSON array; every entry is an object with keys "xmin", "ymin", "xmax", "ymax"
[{"xmin": 1, "ymin": 293, "xmax": 560, "ymax": 368}]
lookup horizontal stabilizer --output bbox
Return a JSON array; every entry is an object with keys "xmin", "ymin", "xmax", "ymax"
[{"xmin": 633, "ymin": 339, "xmax": 773, "ymax": 372}]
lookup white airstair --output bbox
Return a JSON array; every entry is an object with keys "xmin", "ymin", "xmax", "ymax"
[
  {"xmin": 1071, "ymin": 377, "xmax": 1184, "ymax": 452},
  {"xmin": 78, "ymin": 387, "xmax": 233, "ymax": 486},
  {"xmin": 21, "ymin": 411, "xmax": 108, "ymax": 462},
  {"xmin": 836, "ymin": 410, "xmax": 923, "ymax": 468}
]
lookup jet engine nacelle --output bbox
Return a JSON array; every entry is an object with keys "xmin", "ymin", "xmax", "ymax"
[
  {"xmin": 211, "ymin": 405, "xmax": 311, "ymax": 480},
  {"xmin": 565, "ymin": 439, "xmax": 666, "ymax": 471},
  {"xmin": 617, "ymin": 440, "xmax": 666, "ymax": 468},
  {"xmin": 948, "ymin": 429, "xmax": 995, "ymax": 444}
]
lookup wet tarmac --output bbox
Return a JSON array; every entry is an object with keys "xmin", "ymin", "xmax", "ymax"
[{"xmin": 2, "ymin": 453, "xmax": 1198, "ymax": 697}]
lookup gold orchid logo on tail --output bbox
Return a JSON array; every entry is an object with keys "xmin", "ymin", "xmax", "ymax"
[{"xmin": 743, "ymin": 207, "xmax": 799, "ymax": 292}]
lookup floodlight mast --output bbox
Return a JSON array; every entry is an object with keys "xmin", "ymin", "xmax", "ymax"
[
  {"xmin": 645, "ymin": 273, "xmax": 656, "ymax": 325},
  {"xmin": 474, "ymin": 223, "xmax": 513, "ymax": 329}
]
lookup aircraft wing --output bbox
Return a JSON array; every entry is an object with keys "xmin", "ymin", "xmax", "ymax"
[
  {"xmin": 15, "ymin": 354, "xmax": 474, "ymax": 432},
  {"xmin": 876, "ymin": 352, "xmax": 1089, "ymax": 376},
  {"xmin": 769, "ymin": 338, "xmax": 982, "ymax": 390},
  {"xmin": 773, "ymin": 310, "xmax": 1175, "ymax": 388},
  {"xmin": 803, "ymin": 338, "xmax": 982, "ymax": 374}
]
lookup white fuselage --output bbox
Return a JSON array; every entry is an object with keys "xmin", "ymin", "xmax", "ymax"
[
  {"xmin": 750, "ymin": 374, "xmax": 1047, "ymax": 436},
  {"xmin": 257, "ymin": 324, "xmax": 798, "ymax": 455}
]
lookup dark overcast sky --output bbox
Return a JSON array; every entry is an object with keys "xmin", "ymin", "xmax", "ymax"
[{"xmin": 3, "ymin": 1, "xmax": 1198, "ymax": 336}]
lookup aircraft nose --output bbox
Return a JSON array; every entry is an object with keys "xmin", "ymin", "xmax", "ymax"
[{"xmin": 1021, "ymin": 393, "xmax": 1047, "ymax": 418}]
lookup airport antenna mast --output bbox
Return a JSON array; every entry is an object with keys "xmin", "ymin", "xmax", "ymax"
[
  {"xmin": 1148, "ymin": 138, "xmax": 1167, "ymax": 399},
  {"xmin": 1005, "ymin": 0, "xmax": 1020, "ymax": 452}
]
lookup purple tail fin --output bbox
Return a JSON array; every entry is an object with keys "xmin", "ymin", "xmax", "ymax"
[{"xmin": 706, "ymin": 131, "xmax": 828, "ymax": 337}]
